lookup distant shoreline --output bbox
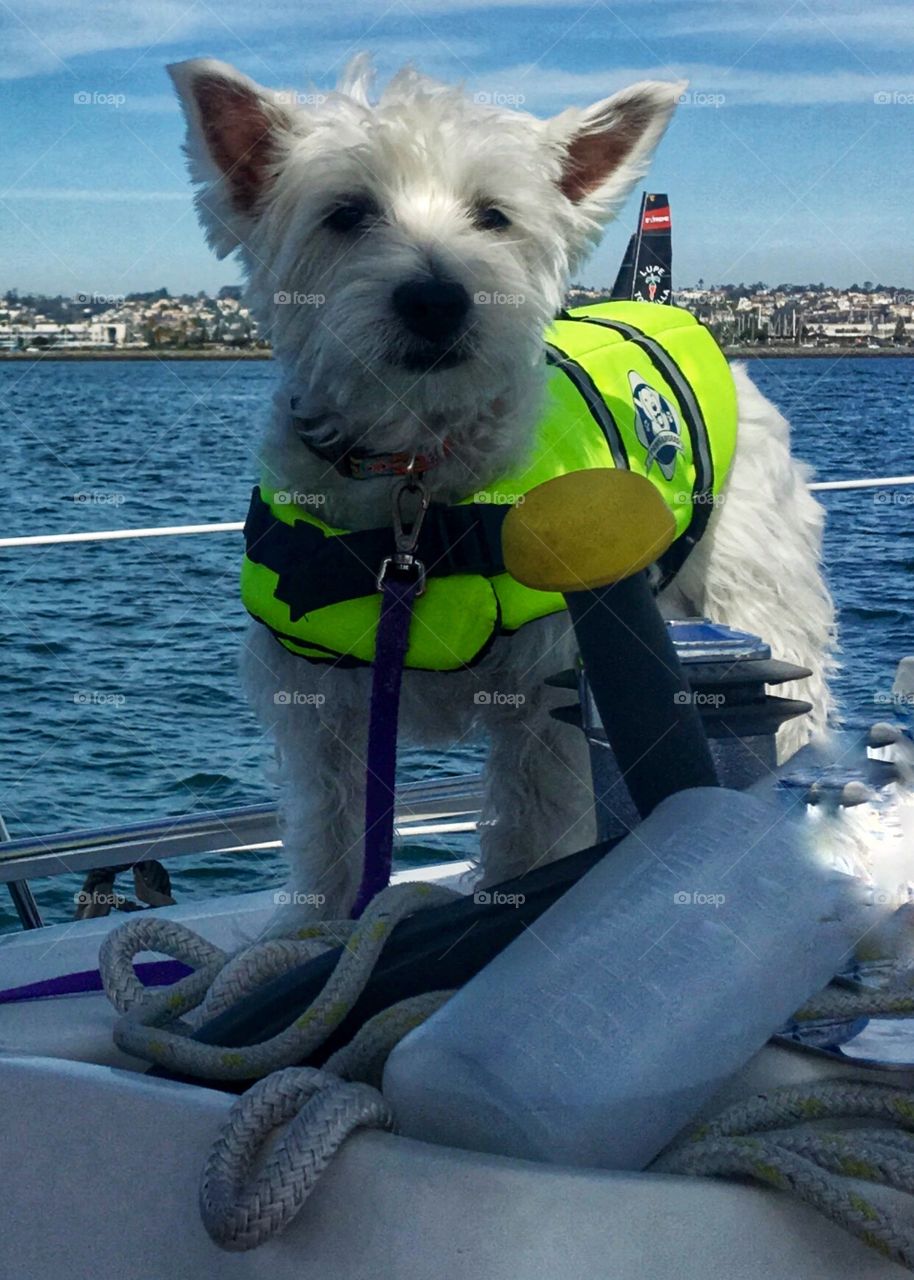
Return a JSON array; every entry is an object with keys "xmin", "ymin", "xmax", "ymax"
[
  {"xmin": 0, "ymin": 345, "xmax": 911, "ymax": 363},
  {"xmin": 723, "ymin": 347, "xmax": 913, "ymax": 359},
  {"xmin": 0, "ymin": 348, "xmax": 272, "ymax": 361}
]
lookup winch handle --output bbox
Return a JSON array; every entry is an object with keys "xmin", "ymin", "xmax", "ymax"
[{"xmin": 502, "ymin": 468, "xmax": 719, "ymax": 818}]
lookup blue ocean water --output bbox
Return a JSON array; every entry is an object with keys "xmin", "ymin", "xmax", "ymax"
[{"xmin": 0, "ymin": 355, "xmax": 911, "ymax": 932}]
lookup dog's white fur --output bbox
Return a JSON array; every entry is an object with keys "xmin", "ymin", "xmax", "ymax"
[{"xmin": 169, "ymin": 56, "xmax": 835, "ymax": 918}]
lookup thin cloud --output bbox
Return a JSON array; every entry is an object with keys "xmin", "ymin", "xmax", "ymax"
[
  {"xmin": 480, "ymin": 63, "xmax": 914, "ymax": 111},
  {"xmin": 3, "ymin": 0, "xmax": 912, "ymax": 86},
  {"xmin": 2, "ymin": 187, "xmax": 188, "ymax": 201},
  {"xmin": 656, "ymin": 0, "xmax": 914, "ymax": 49}
]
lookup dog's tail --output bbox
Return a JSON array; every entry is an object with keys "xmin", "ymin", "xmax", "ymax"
[{"xmin": 668, "ymin": 362, "xmax": 837, "ymax": 760}]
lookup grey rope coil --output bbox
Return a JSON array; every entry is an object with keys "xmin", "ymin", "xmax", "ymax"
[
  {"xmin": 98, "ymin": 880, "xmax": 458, "ymax": 1080},
  {"xmin": 797, "ymin": 984, "xmax": 914, "ymax": 1021},
  {"xmin": 99, "ymin": 884, "xmax": 458, "ymax": 1251},
  {"xmin": 197, "ymin": 992, "xmax": 453, "ymax": 1249},
  {"xmin": 100, "ymin": 892, "xmax": 914, "ymax": 1265},
  {"xmin": 655, "ymin": 1081, "xmax": 914, "ymax": 1270},
  {"xmin": 199, "ymin": 1067, "xmax": 396, "ymax": 1251}
]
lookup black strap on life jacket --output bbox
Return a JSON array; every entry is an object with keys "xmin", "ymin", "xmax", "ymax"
[
  {"xmin": 545, "ymin": 343, "xmax": 630, "ymax": 470},
  {"xmin": 243, "ymin": 487, "xmax": 509, "ymax": 622}
]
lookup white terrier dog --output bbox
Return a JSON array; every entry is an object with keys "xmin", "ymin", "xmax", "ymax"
[{"xmin": 169, "ymin": 57, "xmax": 834, "ymax": 919}]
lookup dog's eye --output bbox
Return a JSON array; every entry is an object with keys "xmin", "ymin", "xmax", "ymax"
[
  {"xmin": 473, "ymin": 204, "xmax": 511, "ymax": 232},
  {"xmin": 324, "ymin": 198, "xmax": 378, "ymax": 233}
]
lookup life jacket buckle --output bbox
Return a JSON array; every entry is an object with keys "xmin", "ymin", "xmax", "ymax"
[
  {"xmin": 377, "ymin": 463, "xmax": 430, "ymax": 594},
  {"xmin": 376, "ymin": 553, "xmax": 427, "ymax": 594}
]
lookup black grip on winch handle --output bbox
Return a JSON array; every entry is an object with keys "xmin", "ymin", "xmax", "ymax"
[
  {"xmin": 158, "ymin": 838, "xmax": 616, "ymax": 1078},
  {"xmin": 566, "ymin": 571, "xmax": 719, "ymax": 818}
]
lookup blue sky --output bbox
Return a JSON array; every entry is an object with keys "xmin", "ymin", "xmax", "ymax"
[{"xmin": 1, "ymin": 0, "xmax": 912, "ymax": 295}]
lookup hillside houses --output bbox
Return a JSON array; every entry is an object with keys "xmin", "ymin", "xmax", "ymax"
[
  {"xmin": 2, "ymin": 284, "xmax": 912, "ymax": 353},
  {"xmin": 0, "ymin": 289, "xmax": 260, "ymax": 352},
  {"xmin": 670, "ymin": 285, "xmax": 910, "ymax": 348}
]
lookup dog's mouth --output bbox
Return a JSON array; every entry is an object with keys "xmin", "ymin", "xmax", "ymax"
[{"xmin": 396, "ymin": 338, "xmax": 473, "ymax": 373}]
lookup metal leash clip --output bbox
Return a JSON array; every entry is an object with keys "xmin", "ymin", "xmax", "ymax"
[{"xmin": 377, "ymin": 458, "xmax": 430, "ymax": 594}]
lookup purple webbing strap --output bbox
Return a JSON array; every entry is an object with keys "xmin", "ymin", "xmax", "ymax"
[
  {"xmin": 350, "ymin": 574, "xmax": 420, "ymax": 918},
  {"xmin": 0, "ymin": 959, "xmax": 192, "ymax": 1004}
]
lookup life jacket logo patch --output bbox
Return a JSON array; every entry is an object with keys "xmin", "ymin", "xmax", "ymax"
[{"xmin": 628, "ymin": 370, "xmax": 685, "ymax": 480}]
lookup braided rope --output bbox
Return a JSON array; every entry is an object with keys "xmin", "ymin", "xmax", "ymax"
[
  {"xmin": 100, "ymin": 893, "xmax": 914, "ymax": 1267},
  {"xmin": 99, "ymin": 880, "xmax": 458, "ymax": 1080},
  {"xmin": 198, "ymin": 995, "xmax": 454, "ymax": 1249},
  {"xmin": 199, "ymin": 1067, "xmax": 396, "ymax": 1251},
  {"xmin": 194, "ymin": 935, "xmax": 333, "ymax": 1026},
  {"xmin": 98, "ymin": 883, "xmax": 462, "ymax": 1251},
  {"xmin": 324, "ymin": 990, "xmax": 453, "ymax": 1088},
  {"xmin": 797, "ymin": 985, "xmax": 914, "ymax": 1021},
  {"xmin": 98, "ymin": 915, "xmax": 227, "ymax": 1015},
  {"xmin": 655, "ymin": 1082, "xmax": 914, "ymax": 1270}
]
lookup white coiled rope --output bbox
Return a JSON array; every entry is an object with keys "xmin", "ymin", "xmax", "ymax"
[
  {"xmin": 655, "ymin": 1081, "xmax": 914, "ymax": 1271},
  {"xmin": 99, "ymin": 882, "xmax": 458, "ymax": 1249},
  {"xmin": 99, "ymin": 880, "xmax": 458, "ymax": 1081},
  {"xmin": 198, "ymin": 1067, "xmax": 395, "ymax": 1251},
  {"xmin": 100, "ymin": 889, "xmax": 914, "ymax": 1267}
]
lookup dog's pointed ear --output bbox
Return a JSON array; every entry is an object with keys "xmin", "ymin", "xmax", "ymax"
[
  {"xmin": 550, "ymin": 81, "xmax": 686, "ymax": 216},
  {"xmin": 168, "ymin": 58, "xmax": 297, "ymax": 257}
]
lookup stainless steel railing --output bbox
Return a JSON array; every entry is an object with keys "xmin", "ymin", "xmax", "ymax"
[
  {"xmin": 0, "ymin": 774, "xmax": 483, "ymax": 929},
  {"xmin": 2, "ymin": 471, "xmax": 910, "ymax": 928}
]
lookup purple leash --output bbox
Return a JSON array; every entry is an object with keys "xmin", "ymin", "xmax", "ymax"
[
  {"xmin": 350, "ymin": 473, "xmax": 428, "ymax": 918},
  {"xmin": 0, "ymin": 959, "xmax": 192, "ymax": 1004}
]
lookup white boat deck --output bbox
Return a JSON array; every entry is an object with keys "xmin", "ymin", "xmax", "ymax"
[
  {"xmin": 1, "ymin": 869, "xmax": 913, "ymax": 1278},
  {"xmin": 2, "ymin": 1046, "xmax": 912, "ymax": 1280}
]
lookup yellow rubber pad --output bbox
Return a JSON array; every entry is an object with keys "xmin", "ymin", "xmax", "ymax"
[{"xmin": 502, "ymin": 469, "xmax": 676, "ymax": 592}]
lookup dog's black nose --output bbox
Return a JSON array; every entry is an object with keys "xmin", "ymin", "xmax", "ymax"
[{"xmin": 392, "ymin": 278, "xmax": 471, "ymax": 345}]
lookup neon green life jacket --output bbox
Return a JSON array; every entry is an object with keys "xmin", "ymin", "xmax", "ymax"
[{"xmin": 241, "ymin": 301, "xmax": 738, "ymax": 671}]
